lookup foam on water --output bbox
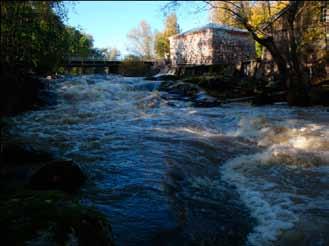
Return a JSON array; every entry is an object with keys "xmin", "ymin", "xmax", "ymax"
[{"xmin": 221, "ymin": 114, "xmax": 329, "ymax": 245}]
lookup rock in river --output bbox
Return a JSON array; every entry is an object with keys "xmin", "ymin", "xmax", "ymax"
[
  {"xmin": 0, "ymin": 190, "xmax": 114, "ymax": 246},
  {"xmin": 144, "ymin": 74, "xmax": 178, "ymax": 81},
  {"xmin": 30, "ymin": 160, "xmax": 86, "ymax": 193}
]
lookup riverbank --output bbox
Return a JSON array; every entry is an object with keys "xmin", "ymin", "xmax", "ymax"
[
  {"xmin": 148, "ymin": 72, "xmax": 329, "ymax": 107},
  {"xmin": 0, "ymin": 140, "xmax": 115, "ymax": 245},
  {"xmin": 0, "ymin": 71, "xmax": 59, "ymax": 117},
  {"xmin": 1, "ymin": 83, "xmax": 115, "ymax": 246}
]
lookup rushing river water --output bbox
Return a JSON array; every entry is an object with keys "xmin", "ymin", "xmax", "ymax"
[{"xmin": 5, "ymin": 75, "xmax": 329, "ymax": 245}]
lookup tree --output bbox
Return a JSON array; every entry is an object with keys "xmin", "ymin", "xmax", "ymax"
[
  {"xmin": 210, "ymin": 1, "xmax": 246, "ymax": 28},
  {"xmin": 0, "ymin": 1, "xmax": 97, "ymax": 74},
  {"xmin": 210, "ymin": 1, "xmax": 287, "ymax": 57},
  {"xmin": 101, "ymin": 47, "xmax": 121, "ymax": 60},
  {"xmin": 1, "ymin": 1, "xmax": 69, "ymax": 74},
  {"xmin": 155, "ymin": 32, "xmax": 166, "ymax": 59},
  {"xmin": 155, "ymin": 13, "xmax": 180, "ymax": 58},
  {"xmin": 65, "ymin": 27, "xmax": 94, "ymax": 59},
  {"xmin": 126, "ymin": 20, "xmax": 154, "ymax": 59},
  {"xmin": 205, "ymin": 1, "xmax": 323, "ymax": 105}
]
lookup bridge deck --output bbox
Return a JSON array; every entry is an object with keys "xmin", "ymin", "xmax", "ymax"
[
  {"xmin": 66, "ymin": 57, "xmax": 154, "ymax": 67},
  {"xmin": 66, "ymin": 60, "xmax": 122, "ymax": 67}
]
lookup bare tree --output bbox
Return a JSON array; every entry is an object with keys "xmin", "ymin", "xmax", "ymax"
[
  {"xmin": 102, "ymin": 47, "xmax": 121, "ymax": 61},
  {"xmin": 127, "ymin": 20, "xmax": 154, "ymax": 60}
]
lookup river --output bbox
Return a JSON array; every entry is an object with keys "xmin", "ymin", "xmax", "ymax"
[{"xmin": 5, "ymin": 75, "xmax": 329, "ymax": 245}]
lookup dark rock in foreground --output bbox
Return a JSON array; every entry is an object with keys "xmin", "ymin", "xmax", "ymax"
[
  {"xmin": 1, "ymin": 143, "xmax": 53, "ymax": 165},
  {"xmin": 251, "ymin": 92, "xmax": 274, "ymax": 106},
  {"xmin": 309, "ymin": 85, "xmax": 329, "ymax": 106},
  {"xmin": 0, "ymin": 143, "xmax": 112, "ymax": 245},
  {"xmin": 30, "ymin": 160, "xmax": 86, "ymax": 193},
  {"xmin": 0, "ymin": 190, "xmax": 114, "ymax": 246}
]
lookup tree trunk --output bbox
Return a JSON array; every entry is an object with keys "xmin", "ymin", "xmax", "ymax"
[{"xmin": 241, "ymin": 1, "xmax": 309, "ymax": 106}]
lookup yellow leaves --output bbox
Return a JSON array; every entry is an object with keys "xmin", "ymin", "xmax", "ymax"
[
  {"xmin": 155, "ymin": 13, "xmax": 179, "ymax": 58},
  {"xmin": 249, "ymin": 1, "xmax": 288, "ymax": 28},
  {"xmin": 210, "ymin": 1, "xmax": 243, "ymax": 28},
  {"xmin": 210, "ymin": 1, "xmax": 289, "ymax": 29}
]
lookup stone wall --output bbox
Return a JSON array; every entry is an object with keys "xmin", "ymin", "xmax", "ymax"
[
  {"xmin": 212, "ymin": 30, "xmax": 255, "ymax": 64},
  {"xmin": 169, "ymin": 25, "xmax": 255, "ymax": 67},
  {"xmin": 169, "ymin": 29, "xmax": 213, "ymax": 67}
]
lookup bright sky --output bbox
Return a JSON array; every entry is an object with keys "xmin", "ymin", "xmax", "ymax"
[{"xmin": 66, "ymin": 1, "xmax": 209, "ymax": 56}]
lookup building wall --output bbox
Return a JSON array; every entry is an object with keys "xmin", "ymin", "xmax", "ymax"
[
  {"xmin": 169, "ymin": 28, "xmax": 255, "ymax": 67},
  {"xmin": 212, "ymin": 29, "xmax": 255, "ymax": 64},
  {"xmin": 169, "ymin": 29, "xmax": 213, "ymax": 67}
]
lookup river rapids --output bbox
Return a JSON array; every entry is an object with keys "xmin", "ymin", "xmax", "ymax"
[{"xmin": 4, "ymin": 75, "xmax": 329, "ymax": 246}]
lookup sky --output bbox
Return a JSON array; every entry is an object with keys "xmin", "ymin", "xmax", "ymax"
[{"xmin": 66, "ymin": 1, "xmax": 210, "ymax": 56}]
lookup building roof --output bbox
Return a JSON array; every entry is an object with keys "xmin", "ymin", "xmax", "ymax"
[{"xmin": 170, "ymin": 23, "xmax": 248, "ymax": 39}]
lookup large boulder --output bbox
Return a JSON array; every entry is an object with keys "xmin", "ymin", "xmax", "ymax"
[
  {"xmin": 29, "ymin": 160, "xmax": 86, "ymax": 193},
  {"xmin": 309, "ymin": 86, "xmax": 329, "ymax": 106},
  {"xmin": 0, "ymin": 190, "xmax": 114, "ymax": 246}
]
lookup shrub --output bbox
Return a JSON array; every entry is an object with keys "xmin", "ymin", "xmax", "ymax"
[{"xmin": 118, "ymin": 56, "xmax": 152, "ymax": 77}]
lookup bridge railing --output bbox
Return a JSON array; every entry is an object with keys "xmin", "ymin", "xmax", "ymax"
[
  {"xmin": 67, "ymin": 56, "xmax": 156, "ymax": 63},
  {"xmin": 67, "ymin": 56, "xmax": 117, "ymax": 62}
]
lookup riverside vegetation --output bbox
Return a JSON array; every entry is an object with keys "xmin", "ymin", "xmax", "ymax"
[{"xmin": 0, "ymin": 2, "xmax": 115, "ymax": 245}]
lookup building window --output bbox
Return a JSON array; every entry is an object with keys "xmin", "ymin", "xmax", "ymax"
[{"xmin": 320, "ymin": 4, "xmax": 328, "ymax": 23}]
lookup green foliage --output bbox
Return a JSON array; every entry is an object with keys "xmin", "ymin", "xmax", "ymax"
[
  {"xmin": 64, "ymin": 26, "xmax": 94, "ymax": 59},
  {"xmin": 155, "ymin": 32, "xmax": 167, "ymax": 58},
  {"xmin": 155, "ymin": 13, "xmax": 180, "ymax": 58},
  {"xmin": 0, "ymin": 1, "xmax": 96, "ymax": 75},
  {"xmin": 255, "ymin": 41, "xmax": 263, "ymax": 58}
]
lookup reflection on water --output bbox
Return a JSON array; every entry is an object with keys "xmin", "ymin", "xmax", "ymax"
[{"xmin": 5, "ymin": 75, "xmax": 329, "ymax": 245}]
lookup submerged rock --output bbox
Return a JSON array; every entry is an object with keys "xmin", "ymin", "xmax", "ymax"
[
  {"xmin": 251, "ymin": 93, "xmax": 274, "ymax": 106},
  {"xmin": 192, "ymin": 92, "xmax": 221, "ymax": 107},
  {"xmin": 145, "ymin": 74, "xmax": 178, "ymax": 81},
  {"xmin": 159, "ymin": 81, "xmax": 222, "ymax": 107},
  {"xmin": 159, "ymin": 81, "xmax": 199, "ymax": 96},
  {"xmin": 193, "ymin": 99, "xmax": 221, "ymax": 108},
  {"xmin": 0, "ymin": 190, "xmax": 114, "ymax": 246},
  {"xmin": 30, "ymin": 160, "xmax": 86, "ymax": 193}
]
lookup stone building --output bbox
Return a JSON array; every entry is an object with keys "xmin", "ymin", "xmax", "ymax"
[{"xmin": 169, "ymin": 23, "xmax": 255, "ymax": 67}]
